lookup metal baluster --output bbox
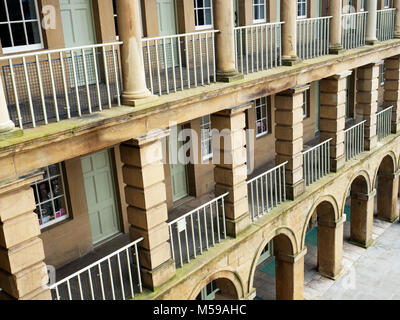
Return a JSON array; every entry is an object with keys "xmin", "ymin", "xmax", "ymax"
[
  {"xmin": 22, "ymin": 57, "xmax": 35, "ymax": 127},
  {"xmin": 178, "ymin": 36, "xmax": 184, "ymax": 90},
  {"xmin": 203, "ymin": 207, "xmax": 209, "ymax": 250},
  {"xmin": 155, "ymin": 40, "xmax": 162, "ymax": 94},
  {"xmin": 108, "ymin": 258, "xmax": 116, "ymax": 300},
  {"xmin": 36, "ymin": 54, "xmax": 49, "ymax": 123},
  {"xmin": 81, "ymin": 49, "xmax": 92, "ymax": 113},
  {"xmin": 184, "ymin": 219, "xmax": 190, "ymax": 263},
  {"xmin": 192, "ymin": 34, "xmax": 197, "ymax": 87},
  {"xmin": 197, "ymin": 211, "xmax": 203, "ymax": 254},
  {"xmin": 117, "ymin": 254, "xmax": 125, "ymax": 299},
  {"xmin": 134, "ymin": 243, "xmax": 143, "ymax": 293},
  {"xmin": 112, "ymin": 45, "xmax": 121, "ymax": 106},
  {"xmin": 47, "ymin": 53, "xmax": 59, "ymax": 121},
  {"xmin": 163, "ymin": 38, "xmax": 169, "ymax": 94},
  {"xmin": 98, "ymin": 264, "xmax": 106, "ymax": 300},
  {"xmin": 102, "ymin": 47, "xmax": 111, "ymax": 108},
  {"xmin": 190, "ymin": 214, "xmax": 196, "ymax": 258},
  {"xmin": 170, "ymin": 38, "xmax": 177, "ymax": 92},
  {"xmin": 146, "ymin": 41, "xmax": 154, "ymax": 94},
  {"xmin": 125, "ymin": 249, "xmax": 134, "ymax": 299},
  {"xmin": 209, "ymin": 204, "xmax": 215, "ymax": 246}
]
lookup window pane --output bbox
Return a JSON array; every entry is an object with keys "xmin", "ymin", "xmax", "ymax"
[
  {"xmin": 26, "ymin": 21, "xmax": 41, "ymax": 44},
  {"xmin": 40, "ymin": 201, "xmax": 54, "ymax": 224},
  {"xmin": 0, "ymin": 24, "xmax": 12, "ymax": 47},
  {"xmin": 198, "ymin": 9, "xmax": 205, "ymax": 25},
  {"xmin": 49, "ymin": 164, "xmax": 60, "ymax": 176},
  {"xmin": 11, "ymin": 23, "xmax": 27, "ymax": 46},
  {"xmin": 0, "ymin": 1, "xmax": 7, "ymax": 22},
  {"xmin": 51, "ymin": 177, "xmax": 64, "ymax": 197},
  {"xmin": 198, "ymin": 0, "xmax": 204, "ymax": 7},
  {"xmin": 38, "ymin": 181, "xmax": 51, "ymax": 202},
  {"xmin": 205, "ymin": 9, "xmax": 212, "ymax": 25},
  {"xmin": 6, "ymin": 0, "xmax": 23, "ymax": 21},
  {"xmin": 254, "ymin": 6, "xmax": 259, "ymax": 19},
  {"xmin": 54, "ymin": 197, "xmax": 67, "ymax": 218},
  {"xmin": 22, "ymin": 0, "xmax": 37, "ymax": 20}
]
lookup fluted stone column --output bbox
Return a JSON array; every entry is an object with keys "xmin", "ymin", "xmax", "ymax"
[
  {"xmin": 318, "ymin": 215, "xmax": 345, "ymax": 280},
  {"xmin": 329, "ymin": 0, "xmax": 344, "ymax": 54},
  {"xmin": 213, "ymin": 0, "xmax": 243, "ymax": 82},
  {"xmin": 377, "ymin": 170, "xmax": 400, "ymax": 222},
  {"xmin": 0, "ymin": 77, "xmax": 14, "ymax": 133},
  {"xmin": 281, "ymin": 0, "xmax": 300, "ymax": 65},
  {"xmin": 394, "ymin": 0, "xmax": 400, "ymax": 38},
  {"xmin": 275, "ymin": 87, "xmax": 306, "ymax": 200},
  {"xmin": 116, "ymin": 0, "xmax": 152, "ymax": 106},
  {"xmin": 120, "ymin": 130, "xmax": 176, "ymax": 290},
  {"xmin": 384, "ymin": 55, "xmax": 400, "ymax": 133},
  {"xmin": 0, "ymin": 174, "xmax": 51, "ymax": 300},
  {"xmin": 356, "ymin": 62, "xmax": 380, "ymax": 151},
  {"xmin": 366, "ymin": 0, "xmax": 379, "ymax": 45},
  {"xmin": 320, "ymin": 71, "xmax": 351, "ymax": 172},
  {"xmin": 212, "ymin": 104, "xmax": 251, "ymax": 237},
  {"xmin": 350, "ymin": 189, "xmax": 376, "ymax": 248},
  {"xmin": 275, "ymin": 249, "xmax": 307, "ymax": 300}
]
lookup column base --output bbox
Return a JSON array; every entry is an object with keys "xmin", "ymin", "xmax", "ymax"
[
  {"xmin": 286, "ymin": 180, "xmax": 305, "ymax": 200},
  {"xmin": 330, "ymin": 155, "xmax": 345, "ymax": 173},
  {"xmin": 141, "ymin": 259, "xmax": 176, "ymax": 291},
  {"xmin": 282, "ymin": 56, "xmax": 301, "ymax": 66},
  {"xmin": 376, "ymin": 215, "xmax": 399, "ymax": 223},
  {"xmin": 0, "ymin": 120, "xmax": 15, "ymax": 133},
  {"xmin": 395, "ymin": 32, "xmax": 400, "ymax": 39},
  {"xmin": 216, "ymin": 70, "xmax": 244, "ymax": 83},
  {"xmin": 366, "ymin": 39, "xmax": 380, "ymax": 46},
  {"xmin": 348, "ymin": 238, "xmax": 374, "ymax": 249},
  {"xmin": 225, "ymin": 213, "xmax": 252, "ymax": 238},
  {"xmin": 0, "ymin": 127, "xmax": 23, "ymax": 139},
  {"xmin": 329, "ymin": 45, "xmax": 345, "ymax": 55},
  {"xmin": 318, "ymin": 267, "xmax": 344, "ymax": 281},
  {"xmin": 122, "ymin": 91, "xmax": 158, "ymax": 107}
]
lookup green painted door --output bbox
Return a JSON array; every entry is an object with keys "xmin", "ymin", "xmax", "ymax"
[
  {"xmin": 81, "ymin": 150, "xmax": 120, "ymax": 244},
  {"xmin": 157, "ymin": 0, "xmax": 178, "ymax": 67},
  {"xmin": 60, "ymin": 0, "xmax": 97, "ymax": 86},
  {"xmin": 169, "ymin": 125, "xmax": 189, "ymax": 202}
]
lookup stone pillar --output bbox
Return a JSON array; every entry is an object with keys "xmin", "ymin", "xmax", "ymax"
[
  {"xmin": 0, "ymin": 174, "xmax": 51, "ymax": 300},
  {"xmin": 384, "ymin": 55, "xmax": 400, "ymax": 133},
  {"xmin": 275, "ymin": 87, "xmax": 306, "ymax": 200},
  {"xmin": 317, "ymin": 216, "xmax": 345, "ymax": 279},
  {"xmin": 120, "ymin": 130, "xmax": 176, "ymax": 290},
  {"xmin": 281, "ymin": 0, "xmax": 300, "ymax": 65},
  {"xmin": 366, "ymin": 0, "xmax": 379, "ymax": 45},
  {"xmin": 0, "ymin": 76, "xmax": 14, "ymax": 133},
  {"xmin": 213, "ymin": 0, "xmax": 243, "ymax": 82},
  {"xmin": 350, "ymin": 189, "xmax": 376, "ymax": 248},
  {"xmin": 356, "ymin": 63, "xmax": 380, "ymax": 151},
  {"xmin": 115, "ymin": 0, "xmax": 152, "ymax": 106},
  {"xmin": 377, "ymin": 171, "xmax": 400, "ymax": 222},
  {"xmin": 212, "ymin": 104, "xmax": 251, "ymax": 237},
  {"xmin": 320, "ymin": 71, "xmax": 351, "ymax": 172},
  {"xmin": 275, "ymin": 249, "xmax": 307, "ymax": 300},
  {"xmin": 394, "ymin": 0, "xmax": 400, "ymax": 38},
  {"xmin": 329, "ymin": 0, "xmax": 344, "ymax": 54}
]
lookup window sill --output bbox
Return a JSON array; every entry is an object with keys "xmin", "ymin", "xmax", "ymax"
[
  {"xmin": 256, "ymin": 132, "xmax": 269, "ymax": 139},
  {"xmin": 2, "ymin": 44, "xmax": 45, "ymax": 55},
  {"xmin": 195, "ymin": 25, "xmax": 214, "ymax": 31},
  {"xmin": 40, "ymin": 216, "xmax": 72, "ymax": 232}
]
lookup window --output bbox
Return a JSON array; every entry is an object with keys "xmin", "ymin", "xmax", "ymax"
[
  {"xmin": 112, "ymin": 0, "xmax": 143, "ymax": 38},
  {"xmin": 255, "ymin": 97, "xmax": 269, "ymax": 137},
  {"xmin": 194, "ymin": 0, "xmax": 213, "ymax": 30},
  {"xmin": 201, "ymin": 115, "xmax": 213, "ymax": 161},
  {"xmin": 303, "ymin": 89, "xmax": 310, "ymax": 119},
  {"xmin": 297, "ymin": 0, "xmax": 307, "ymax": 19},
  {"xmin": 384, "ymin": 0, "xmax": 390, "ymax": 8},
  {"xmin": 253, "ymin": 0, "xmax": 266, "ymax": 23},
  {"xmin": 31, "ymin": 163, "xmax": 69, "ymax": 229},
  {"xmin": 0, "ymin": 0, "xmax": 43, "ymax": 54},
  {"xmin": 381, "ymin": 63, "xmax": 386, "ymax": 86},
  {"xmin": 360, "ymin": 0, "xmax": 365, "ymax": 11}
]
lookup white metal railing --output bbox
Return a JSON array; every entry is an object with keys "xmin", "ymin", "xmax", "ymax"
[
  {"xmin": 1, "ymin": 42, "xmax": 122, "ymax": 129},
  {"xmin": 344, "ymin": 121, "xmax": 366, "ymax": 161},
  {"xmin": 247, "ymin": 161, "xmax": 287, "ymax": 221},
  {"xmin": 377, "ymin": 8, "xmax": 396, "ymax": 41},
  {"xmin": 341, "ymin": 12, "xmax": 368, "ymax": 50},
  {"xmin": 303, "ymin": 139, "xmax": 332, "ymax": 187},
  {"xmin": 168, "ymin": 193, "xmax": 228, "ymax": 268},
  {"xmin": 142, "ymin": 30, "xmax": 218, "ymax": 96},
  {"xmin": 297, "ymin": 16, "xmax": 331, "ymax": 60},
  {"xmin": 234, "ymin": 22, "xmax": 283, "ymax": 74},
  {"xmin": 49, "ymin": 238, "xmax": 143, "ymax": 300},
  {"xmin": 377, "ymin": 106, "xmax": 393, "ymax": 141}
]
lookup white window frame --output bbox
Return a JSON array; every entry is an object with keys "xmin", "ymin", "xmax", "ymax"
[
  {"xmin": 0, "ymin": 0, "xmax": 44, "ymax": 54},
  {"xmin": 360, "ymin": 0, "xmax": 365, "ymax": 11},
  {"xmin": 255, "ymin": 97, "xmax": 269, "ymax": 138},
  {"xmin": 32, "ymin": 163, "xmax": 69, "ymax": 229},
  {"xmin": 201, "ymin": 115, "xmax": 213, "ymax": 161},
  {"xmin": 253, "ymin": 0, "xmax": 266, "ymax": 24},
  {"xmin": 303, "ymin": 89, "xmax": 310, "ymax": 119},
  {"xmin": 384, "ymin": 0, "xmax": 391, "ymax": 8},
  {"xmin": 297, "ymin": 0, "xmax": 307, "ymax": 19},
  {"xmin": 194, "ymin": 0, "xmax": 214, "ymax": 30}
]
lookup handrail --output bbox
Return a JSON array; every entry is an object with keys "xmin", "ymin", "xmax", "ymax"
[
  {"xmin": 234, "ymin": 21, "xmax": 284, "ymax": 31},
  {"xmin": 303, "ymin": 138, "xmax": 333, "ymax": 154},
  {"xmin": 296, "ymin": 16, "xmax": 333, "ymax": 22},
  {"xmin": 247, "ymin": 161, "xmax": 288, "ymax": 184},
  {"xmin": 344, "ymin": 120, "xmax": 367, "ymax": 133},
  {"xmin": 142, "ymin": 29, "xmax": 220, "ymax": 42}
]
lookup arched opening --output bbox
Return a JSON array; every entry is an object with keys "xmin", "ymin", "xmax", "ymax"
[
  {"xmin": 195, "ymin": 277, "xmax": 239, "ymax": 300},
  {"xmin": 252, "ymin": 233, "xmax": 301, "ymax": 300},
  {"xmin": 375, "ymin": 155, "xmax": 398, "ymax": 222}
]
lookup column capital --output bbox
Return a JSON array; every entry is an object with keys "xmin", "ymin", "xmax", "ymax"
[
  {"xmin": 318, "ymin": 215, "xmax": 346, "ymax": 228},
  {"xmin": 280, "ymin": 85, "xmax": 310, "ymax": 96},
  {"xmin": 329, "ymin": 70, "xmax": 353, "ymax": 80},
  {"xmin": 0, "ymin": 172, "xmax": 43, "ymax": 195},
  {"xmin": 351, "ymin": 188, "xmax": 377, "ymax": 201},
  {"xmin": 215, "ymin": 103, "xmax": 253, "ymax": 117},
  {"xmin": 131, "ymin": 129, "xmax": 170, "ymax": 147},
  {"xmin": 275, "ymin": 247, "xmax": 307, "ymax": 264}
]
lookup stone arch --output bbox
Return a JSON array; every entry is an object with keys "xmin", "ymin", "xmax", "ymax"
[
  {"xmin": 188, "ymin": 269, "xmax": 244, "ymax": 300},
  {"xmin": 372, "ymin": 152, "xmax": 397, "ymax": 187}
]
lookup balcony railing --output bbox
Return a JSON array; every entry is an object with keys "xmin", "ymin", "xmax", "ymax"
[
  {"xmin": 341, "ymin": 12, "xmax": 368, "ymax": 50},
  {"xmin": 247, "ymin": 161, "xmax": 287, "ymax": 222},
  {"xmin": 344, "ymin": 120, "xmax": 366, "ymax": 161},
  {"xmin": 49, "ymin": 238, "xmax": 143, "ymax": 300},
  {"xmin": 168, "ymin": 193, "xmax": 228, "ymax": 268},
  {"xmin": 303, "ymin": 139, "xmax": 331, "ymax": 187},
  {"xmin": 142, "ymin": 30, "xmax": 218, "ymax": 96},
  {"xmin": 377, "ymin": 8, "xmax": 396, "ymax": 41},
  {"xmin": 377, "ymin": 106, "xmax": 393, "ymax": 141},
  {"xmin": 1, "ymin": 42, "xmax": 122, "ymax": 129},
  {"xmin": 234, "ymin": 22, "xmax": 283, "ymax": 74},
  {"xmin": 296, "ymin": 16, "xmax": 331, "ymax": 60}
]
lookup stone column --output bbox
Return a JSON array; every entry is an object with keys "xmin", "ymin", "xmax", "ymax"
[
  {"xmin": 317, "ymin": 216, "xmax": 345, "ymax": 279},
  {"xmin": 115, "ymin": 0, "xmax": 152, "ymax": 106},
  {"xmin": 275, "ymin": 87, "xmax": 306, "ymax": 200},
  {"xmin": 212, "ymin": 104, "xmax": 251, "ymax": 237},
  {"xmin": 213, "ymin": 0, "xmax": 243, "ymax": 82},
  {"xmin": 0, "ymin": 174, "xmax": 51, "ymax": 300},
  {"xmin": 329, "ymin": 0, "xmax": 344, "ymax": 54},
  {"xmin": 0, "ymin": 76, "xmax": 14, "ymax": 133},
  {"xmin": 384, "ymin": 55, "xmax": 400, "ymax": 133},
  {"xmin": 350, "ymin": 189, "xmax": 376, "ymax": 248},
  {"xmin": 120, "ymin": 130, "xmax": 176, "ymax": 290},
  {"xmin": 356, "ymin": 63, "xmax": 380, "ymax": 151},
  {"xmin": 366, "ymin": 0, "xmax": 379, "ymax": 45},
  {"xmin": 320, "ymin": 71, "xmax": 351, "ymax": 172},
  {"xmin": 281, "ymin": 0, "xmax": 300, "ymax": 65},
  {"xmin": 275, "ymin": 249, "xmax": 307, "ymax": 300},
  {"xmin": 394, "ymin": 0, "xmax": 400, "ymax": 38},
  {"xmin": 377, "ymin": 171, "xmax": 400, "ymax": 222}
]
